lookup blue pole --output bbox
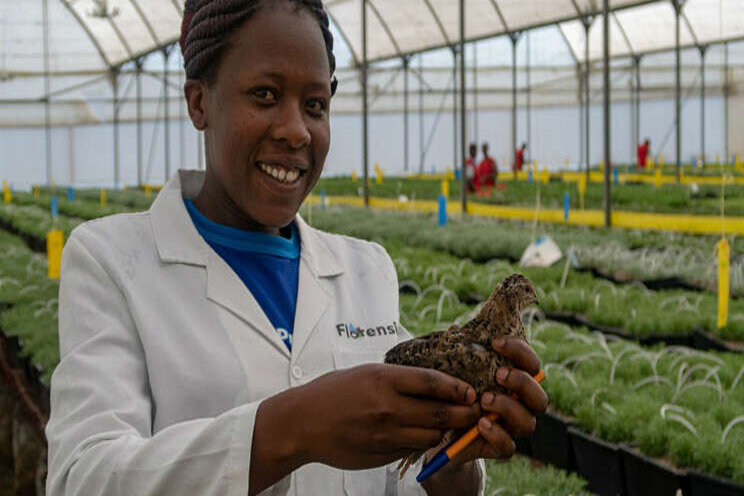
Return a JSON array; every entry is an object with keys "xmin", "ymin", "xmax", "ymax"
[
  {"xmin": 67, "ymin": 187, "xmax": 74, "ymax": 202},
  {"xmin": 563, "ymin": 192, "xmax": 570, "ymax": 221},
  {"xmin": 528, "ymin": 168, "xmax": 533, "ymax": 183},
  {"xmin": 50, "ymin": 196, "xmax": 58, "ymax": 218},
  {"xmin": 320, "ymin": 188, "xmax": 326, "ymax": 210},
  {"xmin": 438, "ymin": 194, "xmax": 447, "ymax": 226},
  {"xmin": 613, "ymin": 167, "xmax": 619, "ymax": 185}
]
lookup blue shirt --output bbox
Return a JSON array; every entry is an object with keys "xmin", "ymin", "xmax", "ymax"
[{"xmin": 184, "ymin": 199, "xmax": 300, "ymax": 351}]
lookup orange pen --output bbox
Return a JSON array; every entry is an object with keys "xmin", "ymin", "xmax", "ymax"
[{"xmin": 416, "ymin": 369, "xmax": 546, "ymax": 483}]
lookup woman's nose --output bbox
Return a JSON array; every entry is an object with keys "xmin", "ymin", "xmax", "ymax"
[{"xmin": 272, "ymin": 102, "xmax": 311, "ymax": 149}]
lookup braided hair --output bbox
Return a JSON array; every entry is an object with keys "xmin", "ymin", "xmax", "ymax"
[{"xmin": 180, "ymin": 0, "xmax": 337, "ymax": 94}]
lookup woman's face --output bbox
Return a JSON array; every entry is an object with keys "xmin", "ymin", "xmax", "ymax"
[{"xmin": 189, "ymin": 3, "xmax": 331, "ymax": 232}]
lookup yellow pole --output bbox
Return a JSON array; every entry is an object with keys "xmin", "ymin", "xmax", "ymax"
[
  {"xmin": 578, "ymin": 175, "xmax": 586, "ymax": 210},
  {"xmin": 100, "ymin": 189, "xmax": 107, "ymax": 207},
  {"xmin": 47, "ymin": 230, "xmax": 64, "ymax": 279},
  {"xmin": 441, "ymin": 180, "xmax": 450, "ymax": 198},
  {"xmin": 2, "ymin": 181, "xmax": 10, "ymax": 204}
]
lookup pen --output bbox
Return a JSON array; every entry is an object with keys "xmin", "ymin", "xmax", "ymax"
[{"xmin": 416, "ymin": 369, "xmax": 546, "ymax": 483}]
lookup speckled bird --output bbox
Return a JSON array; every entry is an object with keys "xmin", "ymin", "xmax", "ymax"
[{"xmin": 384, "ymin": 273, "xmax": 537, "ymax": 475}]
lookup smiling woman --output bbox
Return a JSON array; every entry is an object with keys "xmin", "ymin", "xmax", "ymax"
[{"xmin": 43, "ymin": 1, "xmax": 547, "ymax": 495}]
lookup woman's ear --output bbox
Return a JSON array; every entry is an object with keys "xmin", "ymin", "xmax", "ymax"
[{"xmin": 184, "ymin": 80, "xmax": 208, "ymax": 131}]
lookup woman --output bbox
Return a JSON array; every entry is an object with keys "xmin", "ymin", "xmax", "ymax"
[{"xmin": 45, "ymin": 1, "xmax": 547, "ymax": 494}]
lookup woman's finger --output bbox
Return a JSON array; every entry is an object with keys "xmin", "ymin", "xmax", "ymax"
[
  {"xmin": 492, "ymin": 338, "xmax": 541, "ymax": 376},
  {"xmin": 476, "ymin": 417, "xmax": 515, "ymax": 459},
  {"xmin": 495, "ymin": 367, "xmax": 549, "ymax": 414},
  {"xmin": 480, "ymin": 392, "xmax": 536, "ymax": 437},
  {"xmin": 395, "ymin": 396, "xmax": 481, "ymax": 430},
  {"xmin": 391, "ymin": 365, "xmax": 477, "ymax": 405}
]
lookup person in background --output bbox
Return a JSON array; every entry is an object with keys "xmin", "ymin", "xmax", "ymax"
[
  {"xmin": 637, "ymin": 138, "xmax": 650, "ymax": 169},
  {"xmin": 478, "ymin": 142, "xmax": 498, "ymax": 188},
  {"xmin": 514, "ymin": 143, "xmax": 527, "ymax": 172},
  {"xmin": 466, "ymin": 142, "xmax": 479, "ymax": 193}
]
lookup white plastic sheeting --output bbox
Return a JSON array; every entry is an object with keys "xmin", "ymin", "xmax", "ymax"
[
  {"xmin": 2, "ymin": 0, "xmax": 744, "ymax": 77},
  {"xmin": 0, "ymin": 0, "xmax": 183, "ymax": 75}
]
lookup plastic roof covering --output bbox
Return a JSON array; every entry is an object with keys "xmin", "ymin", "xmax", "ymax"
[{"xmin": 2, "ymin": 0, "xmax": 744, "ymax": 77}]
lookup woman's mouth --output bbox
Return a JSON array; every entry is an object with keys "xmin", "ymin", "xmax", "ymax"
[{"xmin": 257, "ymin": 161, "xmax": 302, "ymax": 185}]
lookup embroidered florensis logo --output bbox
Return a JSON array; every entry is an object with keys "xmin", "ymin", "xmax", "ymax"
[{"xmin": 336, "ymin": 322, "xmax": 398, "ymax": 339}]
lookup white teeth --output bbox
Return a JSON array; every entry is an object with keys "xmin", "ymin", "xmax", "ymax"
[{"xmin": 258, "ymin": 162, "xmax": 302, "ymax": 185}]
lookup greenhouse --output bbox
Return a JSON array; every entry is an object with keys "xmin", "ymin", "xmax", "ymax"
[{"xmin": 1, "ymin": 1, "xmax": 744, "ymax": 495}]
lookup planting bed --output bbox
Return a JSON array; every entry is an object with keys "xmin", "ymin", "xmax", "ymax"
[
  {"xmin": 309, "ymin": 206, "xmax": 744, "ymax": 296},
  {"xmin": 313, "ymin": 176, "xmax": 744, "ymax": 217}
]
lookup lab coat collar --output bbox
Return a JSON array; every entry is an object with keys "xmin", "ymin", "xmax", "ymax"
[
  {"xmin": 150, "ymin": 170, "xmax": 344, "ymax": 279},
  {"xmin": 150, "ymin": 170, "xmax": 211, "ymax": 267}
]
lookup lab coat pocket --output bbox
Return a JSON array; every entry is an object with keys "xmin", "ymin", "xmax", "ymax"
[
  {"xmin": 343, "ymin": 467, "xmax": 388, "ymax": 496},
  {"xmin": 332, "ymin": 348, "xmax": 385, "ymax": 370}
]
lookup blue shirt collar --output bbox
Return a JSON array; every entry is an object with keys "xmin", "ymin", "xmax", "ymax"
[{"xmin": 184, "ymin": 198, "xmax": 300, "ymax": 259}]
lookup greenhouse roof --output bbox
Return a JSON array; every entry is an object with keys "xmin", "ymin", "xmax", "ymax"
[{"xmin": 1, "ymin": 0, "xmax": 743, "ymax": 77}]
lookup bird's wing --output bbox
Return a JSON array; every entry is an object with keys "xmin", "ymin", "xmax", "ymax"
[{"xmin": 384, "ymin": 330, "xmax": 447, "ymax": 369}]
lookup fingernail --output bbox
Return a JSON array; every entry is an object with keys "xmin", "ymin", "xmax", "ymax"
[
  {"xmin": 482, "ymin": 392, "xmax": 494, "ymax": 406},
  {"xmin": 493, "ymin": 338, "xmax": 505, "ymax": 349},
  {"xmin": 480, "ymin": 417, "xmax": 492, "ymax": 430},
  {"xmin": 497, "ymin": 368, "xmax": 510, "ymax": 383},
  {"xmin": 466, "ymin": 387, "xmax": 476, "ymax": 404}
]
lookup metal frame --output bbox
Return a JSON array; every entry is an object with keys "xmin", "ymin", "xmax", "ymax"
[
  {"xmin": 362, "ymin": 0, "xmax": 369, "ymax": 206},
  {"xmin": 603, "ymin": 0, "xmax": 611, "ymax": 227},
  {"xmin": 459, "ymin": 0, "xmax": 467, "ymax": 214}
]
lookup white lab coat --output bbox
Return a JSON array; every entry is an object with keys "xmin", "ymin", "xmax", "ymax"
[{"xmin": 46, "ymin": 170, "xmax": 485, "ymax": 495}]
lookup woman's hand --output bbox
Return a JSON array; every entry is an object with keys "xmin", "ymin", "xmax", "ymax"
[
  {"xmin": 249, "ymin": 364, "xmax": 481, "ymax": 494},
  {"xmin": 423, "ymin": 337, "xmax": 548, "ymax": 494},
  {"xmin": 293, "ymin": 364, "xmax": 483, "ymax": 468}
]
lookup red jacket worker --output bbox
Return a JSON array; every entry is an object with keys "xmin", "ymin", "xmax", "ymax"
[
  {"xmin": 514, "ymin": 143, "xmax": 527, "ymax": 172},
  {"xmin": 637, "ymin": 139, "xmax": 650, "ymax": 169},
  {"xmin": 478, "ymin": 143, "xmax": 498, "ymax": 187}
]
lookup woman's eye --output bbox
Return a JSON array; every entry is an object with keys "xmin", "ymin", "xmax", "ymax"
[
  {"xmin": 253, "ymin": 88, "xmax": 278, "ymax": 102},
  {"xmin": 306, "ymin": 98, "xmax": 327, "ymax": 114}
]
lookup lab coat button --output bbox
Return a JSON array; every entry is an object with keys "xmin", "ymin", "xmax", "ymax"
[{"xmin": 292, "ymin": 365, "xmax": 304, "ymax": 380}]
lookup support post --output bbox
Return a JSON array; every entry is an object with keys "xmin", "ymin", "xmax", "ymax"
[
  {"xmin": 634, "ymin": 55, "xmax": 641, "ymax": 152},
  {"xmin": 362, "ymin": 0, "xmax": 369, "ymax": 206},
  {"xmin": 403, "ymin": 56, "xmax": 409, "ymax": 173},
  {"xmin": 459, "ymin": 0, "xmax": 467, "ymax": 214},
  {"xmin": 579, "ymin": 63, "xmax": 584, "ymax": 170},
  {"xmin": 163, "ymin": 48, "xmax": 172, "ymax": 183},
  {"xmin": 603, "ymin": 0, "xmax": 611, "ymax": 227},
  {"xmin": 419, "ymin": 56, "xmax": 425, "ymax": 174},
  {"xmin": 112, "ymin": 69, "xmax": 120, "ymax": 189},
  {"xmin": 42, "ymin": 0, "xmax": 52, "ymax": 186},
  {"xmin": 700, "ymin": 45, "xmax": 707, "ymax": 165},
  {"xmin": 136, "ymin": 58, "xmax": 144, "ymax": 187},
  {"xmin": 630, "ymin": 62, "xmax": 634, "ymax": 164},
  {"xmin": 179, "ymin": 56, "xmax": 186, "ymax": 170},
  {"xmin": 510, "ymin": 33, "xmax": 519, "ymax": 180},
  {"xmin": 674, "ymin": 0, "xmax": 682, "ymax": 182},
  {"xmin": 526, "ymin": 31, "xmax": 531, "ymax": 164},
  {"xmin": 473, "ymin": 43, "xmax": 479, "ymax": 144},
  {"xmin": 584, "ymin": 17, "xmax": 592, "ymax": 179},
  {"xmin": 724, "ymin": 42, "xmax": 730, "ymax": 163},
  {"xmin": 452, "ymin": 47, "xmax": 458, "ymax": 178}
]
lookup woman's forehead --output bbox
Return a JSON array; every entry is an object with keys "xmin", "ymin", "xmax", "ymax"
[{"xmin": 220, "ymin": 4, "xmax": 331, "ymax": 82}]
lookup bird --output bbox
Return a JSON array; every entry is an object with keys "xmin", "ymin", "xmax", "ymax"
[{"xmin": 384, "ymin": 273, "xmax": 537, "ymax": 475}]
